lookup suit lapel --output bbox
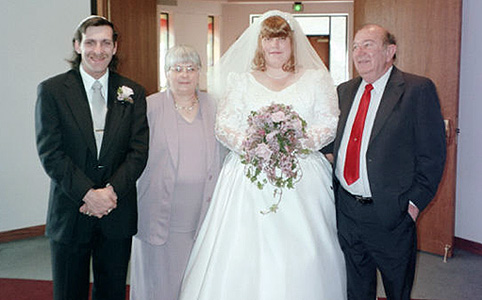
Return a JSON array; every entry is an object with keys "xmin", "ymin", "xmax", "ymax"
[
  {"xmin": 63, "ymin": 70, "xmax": 97, "ymax": 156},
  {"xmin": 369, "ymin": 67, "xmax": 405, "ymax": 145},
  {"xmin": 165, "ymin": 90, "xmax": 180, "ymax": 168},
  {"xmin": 200, "ymin": 94, "xmax": 215, "ymax": 169},
  {"xmin": 334, "ymin": 77, "xmax": 362, "ymax": 162},
  {"xmin": 99, "ymin": 72, "xmax": 124, "ymax": 159}
]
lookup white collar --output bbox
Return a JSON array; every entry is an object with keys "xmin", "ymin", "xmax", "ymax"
[
  {"xmin": 79, "ymin": 64, "xmax": 109, "ymax": 91},
  {"xmin": 361, "ymin": 66, "xmax": 393, "ymax": 93}
]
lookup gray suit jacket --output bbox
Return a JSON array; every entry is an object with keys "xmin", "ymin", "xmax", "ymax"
[
  {"xmin": 135, "ymin": 90, "xmax": 224, "ymax": 245},
  {"xmin": 333, "ymin": 67, "xmax": 446, "ymax": 229}
]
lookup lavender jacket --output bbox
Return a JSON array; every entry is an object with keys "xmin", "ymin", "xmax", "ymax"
[{"xmin": 135, "ymin": 90, "xmax": 224, "ymax": 245}]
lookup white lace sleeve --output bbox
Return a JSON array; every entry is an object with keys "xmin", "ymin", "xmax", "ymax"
[
  {"xmin": 303, "ymin": 70, "xmax": 340, "ymax": 151},
  {"xmin": 215, "ymin": 73, "xmax": 248, "ymax": 154}
]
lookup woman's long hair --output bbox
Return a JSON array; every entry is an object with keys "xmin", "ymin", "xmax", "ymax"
[{"xmin": 252, "ymin": 16, "xmax": 295, "ymax": 73}]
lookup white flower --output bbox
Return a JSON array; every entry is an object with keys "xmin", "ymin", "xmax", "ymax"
[{"xmin": 117, "ymin": 86, "xmax": 134, "ymax": 104}]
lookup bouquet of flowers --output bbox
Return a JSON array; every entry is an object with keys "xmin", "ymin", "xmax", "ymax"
[{"xmin": 241, "ymin": 103, "xmax": 311, "ymax": 214}]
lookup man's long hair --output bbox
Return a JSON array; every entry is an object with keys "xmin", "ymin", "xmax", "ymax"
[{"xmin": 67, "ymin": 16, "xmax": 119, "ymax": 71}]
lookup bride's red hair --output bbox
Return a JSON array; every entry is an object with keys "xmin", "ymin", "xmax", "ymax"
[{"xmin": 252, "ymin": 16, "xmax": 296, "ymax": 72}]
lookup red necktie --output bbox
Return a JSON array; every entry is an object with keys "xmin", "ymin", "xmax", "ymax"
[{"xmin": 344, "ymin": 84, "xmax": 373, "ymax": 185}]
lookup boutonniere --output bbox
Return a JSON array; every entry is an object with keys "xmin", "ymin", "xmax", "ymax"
[{"xmin": 117, "ymin": 86, "xmax": 134, "ymax": 104}]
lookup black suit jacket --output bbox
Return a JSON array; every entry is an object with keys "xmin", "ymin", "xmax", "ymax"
[
  {"xmin": 35, "ymin": 69, "xmax": 149, "ymax": 243},
  {"xmin": 333, "ymin": 67, "xmax": 446, "ymax": 229}
]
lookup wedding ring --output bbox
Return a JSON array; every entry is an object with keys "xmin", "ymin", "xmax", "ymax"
[
  {"xmin": 107, "ymin": 209, "xmax": 112, "ymax": 214},
  {"xmin": 87, "ymin": 211, "xmax": 91, "ymax": 216}
]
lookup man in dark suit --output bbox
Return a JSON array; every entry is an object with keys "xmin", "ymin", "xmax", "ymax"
[
  {"xmin": 35, "ymin": 16, "xmax": 148, "ymax": 300},
  {"xmin": 332, "ymin": 24, "xmax": 446, "ymax": 299}
]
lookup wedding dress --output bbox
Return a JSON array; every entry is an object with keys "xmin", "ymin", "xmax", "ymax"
[{"xmin": 179, "ymin": 69, "xmax": 347, "ymax": 300}]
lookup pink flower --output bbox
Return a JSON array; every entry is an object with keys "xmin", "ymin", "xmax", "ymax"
[
  {"xmin": 266, "ymin": 130, "xmax": 279, "ymax": 142},
  {"xmin": 255, "ymin": 143, "xmax": 272, "ymax": 161},
  {"xmin": 291, "ymin": 118, "xmax": 303, "ymax": 131},
  {"xmin": 271, "ymin": 111, "xmax": 287, "ymax": 123}
]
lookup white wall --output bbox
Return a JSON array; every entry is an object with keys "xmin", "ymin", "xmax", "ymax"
[
  {"xmin": 456, "ymin": 0, "xmax": 482, "ymax": 244},
  {"xmin": 0, "ymin": 1, "xmax": 90, "ymax": 232}
]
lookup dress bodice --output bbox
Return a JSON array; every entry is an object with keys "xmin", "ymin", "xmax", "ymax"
[{"xmin": 215, "ymin": 69, "xmax": 339, "ymax": 154}]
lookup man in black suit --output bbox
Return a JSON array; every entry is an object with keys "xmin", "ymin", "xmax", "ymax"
[
  {"xmin": 35, "ymin": 16, "xmax": 148, "ymax": 300},
  {"xmin": 332, "ymin": 24, "xmax": 446, "ymax": 299}
]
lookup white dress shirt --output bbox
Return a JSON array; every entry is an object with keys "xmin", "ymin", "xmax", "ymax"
[{"xmin": 335, "ymin": 66, "xmax": 393, "ymax": 197}]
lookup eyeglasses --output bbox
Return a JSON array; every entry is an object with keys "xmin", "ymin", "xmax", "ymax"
[{"xmin": 169, "ymin": 65, "xmax": 198, "ymax": 73}]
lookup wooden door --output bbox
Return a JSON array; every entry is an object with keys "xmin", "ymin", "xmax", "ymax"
[
  {"xmin": 96, "ymin": 0, "xmax": 158, "ymax": 95},
  {"xmin": 354, "ymin": 0, "xmax": 462, "ymax": 257}
]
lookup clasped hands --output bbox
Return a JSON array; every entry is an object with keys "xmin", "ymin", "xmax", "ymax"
[{"xmin": 79, "ymin": 185, "xmax": 117, "ymax": 218}]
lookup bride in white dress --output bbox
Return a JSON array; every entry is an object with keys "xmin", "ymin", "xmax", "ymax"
[{"xmin": 179, "ymin": 10, "xmax": 346, "ymax": 300}]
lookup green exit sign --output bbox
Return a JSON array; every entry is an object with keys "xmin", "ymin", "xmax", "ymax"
[{"xmin": 293, "ymin": 2, "xmax": 303, "ymax": 12}]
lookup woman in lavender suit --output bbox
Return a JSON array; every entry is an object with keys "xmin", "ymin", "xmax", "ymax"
[{"xmin": 129, "ymin": 45, "xmax": 224, "ymax": 300}]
